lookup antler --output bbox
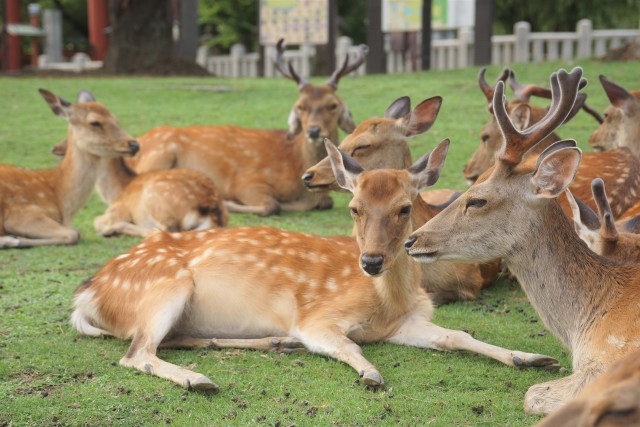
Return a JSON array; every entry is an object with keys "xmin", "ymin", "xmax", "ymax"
[
  {"xmin": 326, "ymin": 44, "xmax": 369, "ymax": 89},
  {"xmin": 495, "ymin": 67, "xmax": 586, "ymax": 166},
  {"xmin": 509, "ymin": 70, "xmax": 604, "ymax": 124},
  {"xmin": 274, "ymin": 39, "xmax": 309, "ymax": 90},
  {"xmin": 478, "ymin": 68, "xmax": 510, "ymax": 103}
]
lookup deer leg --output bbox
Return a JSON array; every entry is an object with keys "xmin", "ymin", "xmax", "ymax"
[
  {"xmin": 160, "ymin": 335, "xmax": 306, "ymax": 354},
  {"xmin": 2, "ymin": 214, "xmax": 79, "ymax": 247},
  {"xmin": 225, "ymin": 185, "xmax": 281, "ymax": 216},
  {"xmin": 119, "ymin": 277, "xmax": 218, "ymax": 392},
  {"xmin": 297, "ymin": 326, "xmax": 383, "ymax": 388},
  {"xmin": 525, "ymin": 370, "xmax": 596, "ymax": 415},
  {"xmin": 279, "ymin": 192, "xmax": 333, "ymax": 212},
  {"xmin": 94, "ymin": 215, "xmax": 154, "ymax": 238},
  {"xmin": 387, "ymin": 314, "xmax": 560, "ymax": 371}
]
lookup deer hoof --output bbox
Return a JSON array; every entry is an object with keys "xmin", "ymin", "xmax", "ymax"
[
  {"xmin": 361, "ymin": 370, "xmax": 384, "ymax": 390},
  {"xmin": 189, "ymin": 376, "xmax": 220, "ymax": 393},
  {"xmin": 513, "ymin": 354, "xmax": 560, "ymax": 372}
]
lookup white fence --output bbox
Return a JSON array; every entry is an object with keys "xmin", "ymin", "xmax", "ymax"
[{"xmin": 197, "ymin": 19, "xmax": 640, "ymax": 77}]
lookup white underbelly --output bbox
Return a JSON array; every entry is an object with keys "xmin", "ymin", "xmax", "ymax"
[{"xmin": 176, "ymin": 272, "xmax": 296, "ymax": 339}]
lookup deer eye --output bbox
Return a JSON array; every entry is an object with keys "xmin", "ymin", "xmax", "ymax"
[
  {"xmin": 399, "ymin": 205, "xmax": 412, "ymax": 216},
  {"xmin": 349, "ymin": 207, "xmax": 359, "ymax": 217},
  {"xmin": 351, "ymin": 145, "xmax": 371, "ymax": 156},
  {"xmin": 481, "ymin": 134, "xmax": 490, "ymax": 143},
  {"xmin": 466, "ymin": 198, "xmax": 487, "ymax": 209},
  {"xmin": 297, "ymin": 105, "xmax": 307, "ymax": 112},
  {"xmin": 328, "ymin": 103, "xmax": 338, "ymax": 110},
  {"xmin": 90, "ymin": 121, "xmax": 102, "ymax": 128}
]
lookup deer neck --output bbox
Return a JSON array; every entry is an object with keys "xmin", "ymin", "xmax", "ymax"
[
  {"xmin": 373, "ymin": 244, "xmax": 422, "ymax": 316},
  {"xmin": 95, "ymin": 157, "xmax": 137, "ymax": 203},
  {"xmin": 504, "ymin": 201, "xmax": 623, "ymax": 351},
  {"xmin": 55, "ymin": 134, "xmax": 101, "ymax": 222}
]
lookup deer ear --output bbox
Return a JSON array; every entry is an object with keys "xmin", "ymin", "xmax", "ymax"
[
  {"xmin": 564, "ymin": 189, "xmax": 600, "ymax": 245},
  {"xmin": 402, "ymin": 96, "xmax": 443, "ymax": 137},
  {"xmin": 409, "ymin": 139, "xmax": 450, "ymax": 189},
  {"xmin": 324, "ymin": 139, "xmax": 363, "ymax": 192},
  {"xmin": 385, "ymin": 96, "xmax": 411, "ymax": 119},
  {"xmin": 600, "ymin": 75, "xmax": 634, "ymax": 113},
  {"xmin": 287, "ymin": 108, "xmax": 302, "ymax": 138},
  {"xmin": 338, "ymin": 106, "xmax": 356, "ymax": 133},
  {"xmin": 39, "ymin": 88, "xmax": 72, "ymax": 118},
  {"xmin": 510, "ymin": 104, "xmax": 531, "ymax": 130},
  {"xmin": 531, "ymin": 141, "xmax": 581, "ymax": 199}
]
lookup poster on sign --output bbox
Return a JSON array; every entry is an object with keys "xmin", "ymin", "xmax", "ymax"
[
  {"xmin": 382, "ymin": 0, "xmax": 422, "ymax": 32},
  {"xmin": 259, "ymin": 0, "xmax": 329, "ymax": 45}
]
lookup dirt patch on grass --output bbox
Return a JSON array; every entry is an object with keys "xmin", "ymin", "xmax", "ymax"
[
  {"xmin": 11, "ymin": 369, "xmax": 95, "ymax": 398},
  {"xmin": 602, "ymin": 39, "xmax": 640, "ymax": 61}
]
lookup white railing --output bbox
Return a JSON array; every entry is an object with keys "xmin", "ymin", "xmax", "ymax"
[{"xmin": 196, "ymin": 19, "xmax": 640, "ymax": 77}]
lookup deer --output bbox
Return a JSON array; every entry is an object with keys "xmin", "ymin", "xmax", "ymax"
[
  {"xmin": 405, "ymin": 67, "xmax": 640, "ymax": 415},
  {"xmin": 565, "ymin": 178, "xmax": 640, "ymax": 263},
  {"xmin": 464, "ymin": 69, "xmax": 640, "ymax": 218},
  {"xmin": 589, "ymin": 75, "xmax": 640, "ymax": 157},
  {"xmin": 70, "ymin": 131, "xmax": 560, "ymax": 393},
  {"xmin": 50, "ymin": 91, "xmax": 228, "ymax": 238},
  {"xmin": 301, "ymin": 95, "xmax": 500, "ymax": 305},
  {"xmin": 533, "ymin": 348, "xmax": 640, "ymax": 427},
  {"xmin": 0, "ymin": 89, "xmax": 139, "ymax": 248},
  {"xmin": 124, "ymin": 39, "xmax": 368, "ymax": 216}
]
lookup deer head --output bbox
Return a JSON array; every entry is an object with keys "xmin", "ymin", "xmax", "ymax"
[
  {"xmin": 274, "ymin": 39, "xmax": 368, "ymax": 145},
  {"xmin": 406, "ymin": 68, "xmax": 585, "ymax": 263},
  {"xmin": 302, "ymin": 96, "xmax": 442, "ymax": 191}
]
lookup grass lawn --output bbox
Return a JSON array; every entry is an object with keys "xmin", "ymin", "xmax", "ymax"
[{"xmin": 0, "ymin": 59, "xmax": 637, "ymax": 426}]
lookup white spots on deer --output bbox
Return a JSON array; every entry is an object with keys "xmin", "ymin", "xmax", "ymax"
[
  {"xmin": 341, "ymin": 266, "xmax": 352, "ymax": 277},
  {"xmin": 121, "ymin": 280, "xmax": 131, "ymax": 290},
  {"xmin": 326, "ymin": 278, "xmax": 338, "ymax": 292},
  {"xmin": 148, "ymin": 254, "xmax": 166, "ymax": 265},
  {"xmin": 112, "ymin": 276, "xmax": 121, "ymax": 289},
  {"xmin": 608, "ymin": 334, "xmax": 627, "ymax": 349},
  {"xmin": 175, "ymin": 269, "xmax": 190, "ymax": 279}
]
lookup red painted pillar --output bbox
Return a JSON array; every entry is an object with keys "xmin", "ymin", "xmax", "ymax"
[
  {"xmin": 88, "ymin": 0, "xmax": 109, "ymax": 61},
  {"xmin": 6, "ymin": 0, "xmax": 22, "ymax": 71},
  {"xmin": 28, "ymin": 3, "xmax": 42, "ymax": 67}
]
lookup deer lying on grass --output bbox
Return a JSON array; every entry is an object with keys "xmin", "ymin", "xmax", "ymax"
[
  {"xmin": 566, "ymin": 178, "xmax": 640, "ymax": 263},
  {"xmin": 0, "ymin": 89, "xmax": 139, "ymax": 248},
  {"xmin": 71, "ymin": 135, "xmax": 559, "ymax": 393},
  {"xmin": 51, "ymin": 92, "xmax": 228, "ymax": 238},
  {"xmin": 464, "ymin": 69, "xmax": 640, "ymax": 218},
  {"xmin": 534, "ymin": 348, "xmax": 640, "ymax": 427},
  {"xmin": 125, "ymin": 40, "xmax": 367, "ymax": 216},
  {"xmin": 589, "ymin": 75, "xmax": 640, "ymax": 157},
  {"xmin": 406, "ymin": 67, "xmax": 640, "ymax": 415},
  {"xmin": 302, "ymin": 96, "xmax": 500, "ymax": 305}
]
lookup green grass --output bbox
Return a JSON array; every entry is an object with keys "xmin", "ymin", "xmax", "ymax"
[{"xmin": 0, "ymin": 60, "xmax": 637, "ymax": 426}]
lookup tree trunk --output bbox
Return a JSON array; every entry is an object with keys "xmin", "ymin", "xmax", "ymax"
[{"xmin": 103, "ymin": 0, "xmax": 206, "ymax": 74}]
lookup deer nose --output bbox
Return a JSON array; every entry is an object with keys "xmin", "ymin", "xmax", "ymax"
[
  {"xmin": 128, "ymin": 140, "xmax": 140, "ymax": 155},
  {"xmin": 361, "ymin": 254, "xmax": 384, "ymax": 276},
  {"xmin": 307, "ymin": 126, "xmax": 321, "ymax": 139},
  {"xmin": 301, "ymin": 171, "xmax": 314, "ymax": 185},
  {"xmin": 404, "ymin": 235, "xmax": 417, "ymax": 251}
]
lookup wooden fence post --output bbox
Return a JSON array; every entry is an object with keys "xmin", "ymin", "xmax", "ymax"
[{"xmin": 514, "ymin": 21, "xmax": 530, "ymax": 62}]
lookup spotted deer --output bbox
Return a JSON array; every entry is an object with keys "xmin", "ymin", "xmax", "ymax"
[
  {"xmin": 533, "ymin": 348, "xmax": 640, "ymax": 427},
  {"xmin": 125, "ymin": 40, "xmax": 368, "ymax": 216},
  {"xmin": 589, "ymin": 75, "xmax": 640, "ymax": 157},
  {"xmin": 406, "ymin": 67, "xmax": 640, "ymax": 415},
  {"xmin": 566, "ymin": 178, "xmax": 640, "ymax": 263},
  {"xmin": 51, "ymin": 92, "xmax": 228, "ymax": 238},
  {"xmin": 0, "ymin": 89, "xmax": 139, "ymax": 248},
  {"xmin": 302, "ymin": 96, "xmax": 500, "ymax": 305},
  {"xmin": 464, "ymin": 69, "xmax": 640, "ymax": 218},
  {"xmin": 70, "ymin": 137, "xmax": 558, "ymax": 392}
]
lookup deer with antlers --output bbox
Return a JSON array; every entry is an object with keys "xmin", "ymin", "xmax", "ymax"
[
  {"xmin": 406, "ymin": 67, "xmax": 640, "ymax": 415},
  {"xmin": 70, "ymin": 124, "xmax": 559, "ymax": 393},
  {"xmin": 589, "ymin": 75, "xmax": 640, "ymax": 157},
  {"xmin": 566, "ymin": 178, "xmax": 640, "ymax": 263},
  {"xmin": 464, "ymin": 69, "xmax": 640, "ymax": 218},
  {"xmin": 301, "ymin": 96, "xmax": 499, "ymax": 305},
  {"xmin": 0, "ymin": 90, "xmax": 139, "ymax": 248},
  {"xmin": 124, "ymin": 40, "xmax": 368, "ymax": 216},
  {"xmin": 50, "ymin": 92, "xmax": 228, "ymax": 238}
]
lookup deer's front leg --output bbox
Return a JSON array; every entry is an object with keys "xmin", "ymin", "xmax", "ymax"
[
  {"xmin": 387, "ymin": 313, "xmax": 560, "ymax": 371},
  {"xmin": 298, "ymin": 326, "xmax": 383, "ymax": 388},
  {"xmin": 525, "ymin": 371, "xmax": 596, "ymax": 415}
]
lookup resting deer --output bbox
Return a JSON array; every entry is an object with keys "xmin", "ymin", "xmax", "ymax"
[
  {"xmin": 406, "ymin": 67, "xmax": 640, "ymax": 415},
  {"xmin": 566, "ymin": 178, "xmax": 640, "ymax": 263},
  {"xmin": 533, "ymin": 348, "xmax": 640, "ymax": 427},
  {"xmin": 302, "ymin": 96, "xmax": 499, "ymax": 305},
  {"xmin": 125, "ymin": 39, "xmax": 368, "ymax": 216},
  {"xmin": 70, "ymin": 134, "xmax": 558, "ymax": 393},
  {"xmin": 464, "ymin": 69, "xmax": 640, "ymax": 218},
  {"xmin": 0, "ymin": 89, "xmax": 139, "ymax": 248},
  {"xmin": 589, "ymin": 75, "xmax": 640, "ymax": 157},
  {"xmin": 51, "ymin": 92, "xmax": 228, "ymax": 238}
]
